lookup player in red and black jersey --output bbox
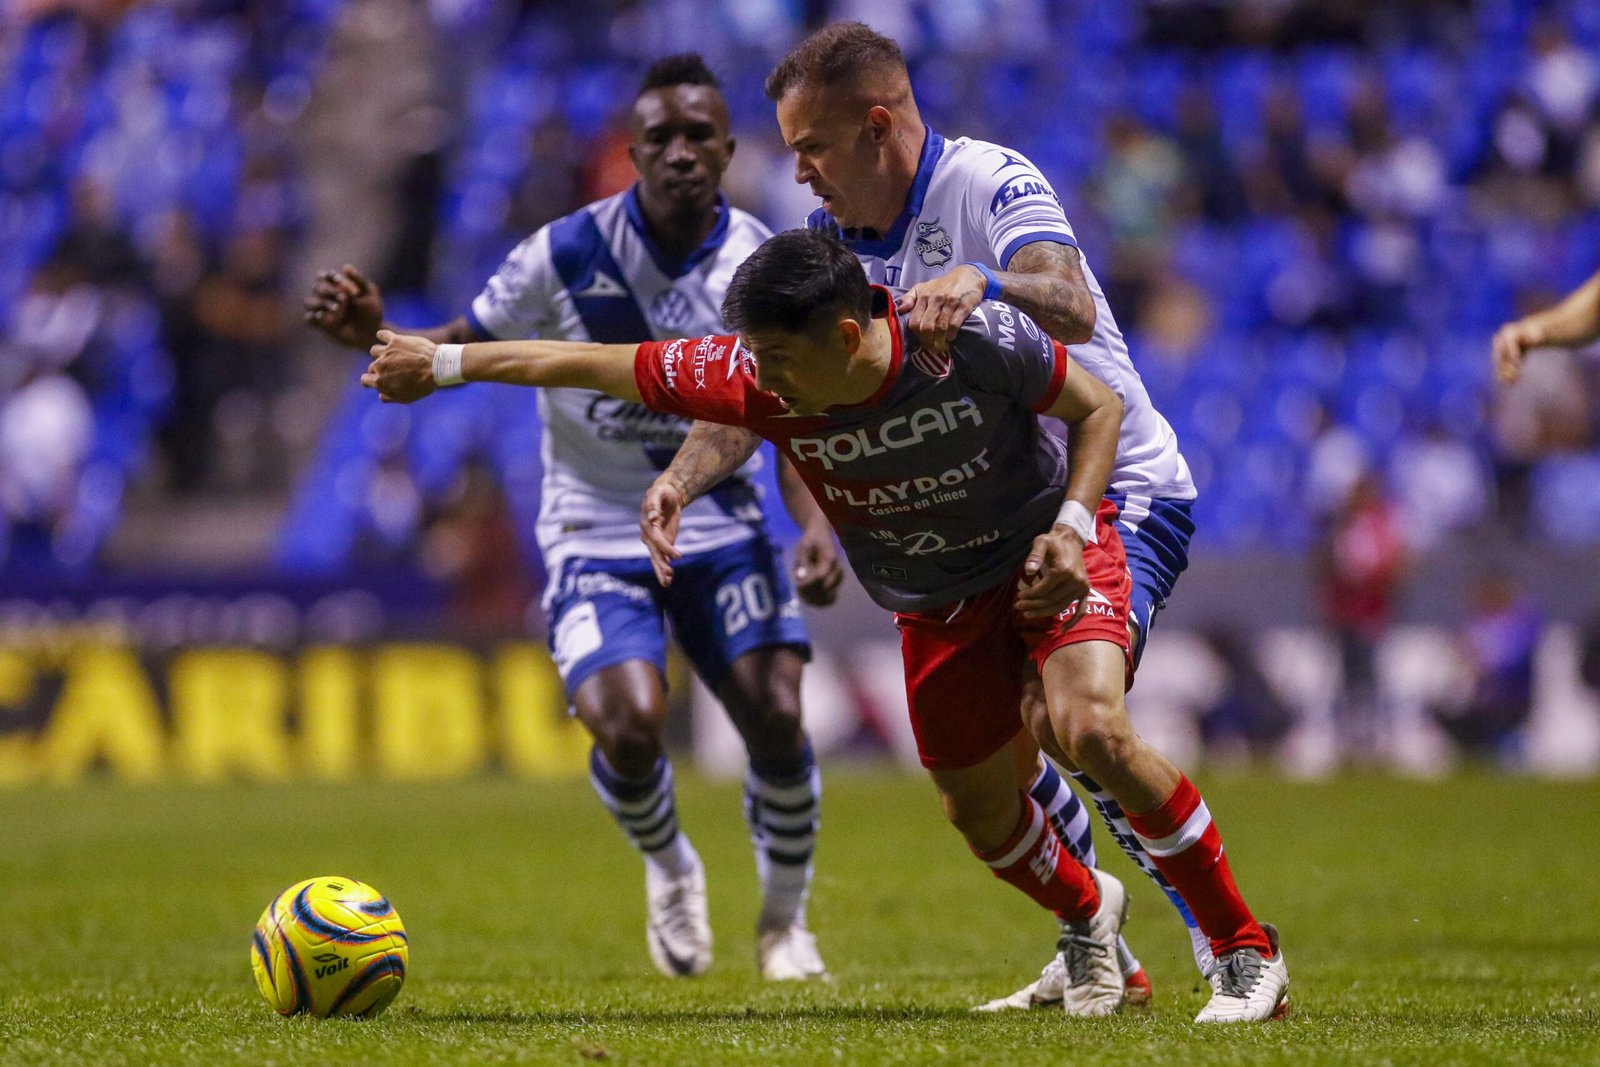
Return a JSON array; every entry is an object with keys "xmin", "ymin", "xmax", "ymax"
[{"xmin": 363, "ymin": 229, "xmax": 1289, "ymax": 1021}]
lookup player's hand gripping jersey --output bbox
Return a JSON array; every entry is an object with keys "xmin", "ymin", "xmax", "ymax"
[
  {"xmin": 807, "ymin": 130, "xmax": 1195, "ymax": 502},
  {"xmin": 471, "ymin": 188, "xmax": 775, "ymax": 563},
  {"xmin": 637, "ymin": 287, "xmax": 1079, "ymax": 614}
]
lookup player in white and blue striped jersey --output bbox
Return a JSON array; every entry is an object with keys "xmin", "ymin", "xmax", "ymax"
[{"xmin": 305, "ymin": 55, "xmax": 834, "ymax": 983}]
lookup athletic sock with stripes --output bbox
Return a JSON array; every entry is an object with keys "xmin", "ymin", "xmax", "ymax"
[
  {"xmin": 745, "ymin": 741, "xmax": 820, "ymax": 931},
  {"xmin": 1029, "ymin": 759, "xmax": 1144, "ymax": 977},
  {"xmin": 1122, "ymin": 774, "xmax": 1269, "ymax": 958},
  {"xmin": 589, "ymin": 748, "xmax": 697, "ymax": 878},
  {"xmin": 973, "ymin": 792, "xmax": 1100, "ymax": 923},
  {"xmin": 1067, "ymin": 767, "xmax": 1214, "ymax": 971}
]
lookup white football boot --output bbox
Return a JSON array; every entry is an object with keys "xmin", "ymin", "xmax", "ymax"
[
  {"xmin": 1194, "ymin": 923, "xmax": 1290, "ymax": 1023},
  {"xmin": 756, "ymin": 923, "xmax": 829, "ymax": 981},
  {"xmin": 644, "ymin": 852, "xmax": 712, "ymax": 977},
  {"xmin": 975, "ymin": 930, "xmax": 1152, "ymax": 1011},
  {"xmin": 1057, "ymin": 869, "xmax": 1128, "ymax": 1017}
]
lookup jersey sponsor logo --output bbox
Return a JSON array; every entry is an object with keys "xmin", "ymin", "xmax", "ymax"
[
  {"xmin": 821, "ymin": 448, "xmax": 991, "ymax": 515},
  {"xmin": 913, "ymin": 220, "xmax": 953, "ymax": 267},
  {"xmin": 908, "ymin": 346, "xmax": 951, "ymax": 379},
  {"xmin": 869, "ymin": 525, "xmax": 1002, "ymax": 557},
  {"xmin": 573, "ymin": 271, "xmax": 629, "ymax": 299},
  {"xmin": 787, "ymin": 398, "xmax": 983, "ymax": 471},
  {"xmin": 990, "ymin": 303, "xmax": 1021, "ymax": 352},
  {"xmin": 650, "ymin": 287, "xmax": 693, "ymax": 332},
  {"xmin": 1059, "ymin": 587, "xmax": 1116, "ymax": 620},
  {"xmin": 690, "ymin": 335, "xmax": 732, "ymax": 390},
  {"xmin": 660, "ymin": 339, "xmax": 685, "ymax": 389},
  {"xmin": 990, "ymin": 175, "xmax": 1059, "ymax": 215},
  {"xmin": 585, "ymin": 396, "xmax": 689, "ymax": 446}
]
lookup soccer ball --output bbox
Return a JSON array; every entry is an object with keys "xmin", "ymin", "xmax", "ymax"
[{"xmin": 250, "ymin": 875, "xmax": 408, "ymax": 1018}]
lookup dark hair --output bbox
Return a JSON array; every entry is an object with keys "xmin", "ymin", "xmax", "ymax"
[
  {"xmin": 764, "ymin": 22, "xmax": 906, "ymax": 101},
  {"xmin": 637, "ymin": 53, "xmax": 721, "ymax": 97},
  {"xmin": 723, "ymin": 230, "xmax": 872, "ymax": 337}
]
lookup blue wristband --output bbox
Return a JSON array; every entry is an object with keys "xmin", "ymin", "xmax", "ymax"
[{"xmin": 964, "ymin": 261, "xmax": 1002, "ymax": 302}]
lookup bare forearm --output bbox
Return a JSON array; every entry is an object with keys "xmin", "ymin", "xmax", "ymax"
[
  {"xmin": 1061, "ymin": 404, "xmax": 1120, "ymax": 514},
  {"xmin": 776, "ymin": 455, "xmax": 826, "ymax": 531},
  {"xmin": 664, "ymin": 422, "xmax": 762, "ymax": 503},
  {"xmin": 997, "ymin": 243, "xmax": 1097, "ymax": 345},
  {"xmin": 1523, "ymin": 270, "xmax": 1600, "ymax": 348},
  {"xmin": 460, "ymin": 339, "xmax": 641, "ymax": 399}
]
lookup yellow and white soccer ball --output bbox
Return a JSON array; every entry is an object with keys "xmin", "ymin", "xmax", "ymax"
[{"xmin": 251, "ymin": 875, "xmax": 408, "ymax": 1018}]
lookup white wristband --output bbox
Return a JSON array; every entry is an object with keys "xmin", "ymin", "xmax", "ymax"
[
  {"xmin": 1054, "ymin": 499, "xmax": 1096, "ymax": 543},
  {"xmin": 432, "ymin": 343, "xmax": 465, "ymax": 386}
]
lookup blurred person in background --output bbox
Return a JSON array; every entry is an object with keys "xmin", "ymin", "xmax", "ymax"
[
  {"xmin": 1195, "ymin": 630, "xmax": 1295, "ymax": 765},
  {"xmin": 0, "ymin": 354, "xmax": 94, "ymax": 569},
  {"xmin": 1316, "ymin": 471, "xmax": 1406, "ymax": 766},
  {"xmin": 189, "ymin": 225, "xmax": 297, "ymax": 491},
  {"xmin": 1430, "ymin": 575, "xmax": 1542, "ymax": 766},
  {"xmin": 306, "ymin": 54, "xmax": 836, "ymax": 983},
  {"xmin": 420, "ymin": 461, "xmax": 537, "ymax": 639}
]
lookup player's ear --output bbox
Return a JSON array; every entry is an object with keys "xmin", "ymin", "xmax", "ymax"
[
  {"xmin": 838, "ymin": 316, "xmax": 864, "ymax": 355},
  {"xmin": 627, "ymin": 140, "xmax": 646, "ymax": 178},
  {"xmin": 865, "ymin": 105, "xmax": 894, "ymax": 144}
]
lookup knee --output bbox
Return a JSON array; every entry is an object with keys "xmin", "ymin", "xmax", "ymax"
[
  {"xmin": 937, "ymin": 783, "xmax": 1022, "ymax": 853},
  {"xmin": 1057, "ymin": 696, "xmax": 1140, "ymax": 778},
  {"xmin": 587, "ymin": 703, "xmax": 665, "ymax": 778}
]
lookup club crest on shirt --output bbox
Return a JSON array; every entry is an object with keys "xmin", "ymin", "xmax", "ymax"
[
  {"xmin": 908, "ymin": 345, "xmax": 952, "ymax": 379},
  {"xmin": 914, "ymin": 220, "xmax": 953, "ymax": 268},
  {"xmin": 650, "ymin": 287, "xmax": 693, "ymax": 332}
]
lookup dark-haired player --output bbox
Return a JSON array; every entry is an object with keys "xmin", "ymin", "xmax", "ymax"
[
  {"xmin": 663, "ymin": 21, "xmax": 1215, "ymax": 1012},
  {"xmin": 306, "ymin": 55, "xmax": 831, "ymax": 982},
  {"xmin": 361, "ymin": 229, "xmax": 1290, "ymax": 1022}
]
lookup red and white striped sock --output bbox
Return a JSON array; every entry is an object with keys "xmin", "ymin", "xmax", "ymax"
[
  {"xmin": 972, "ymin": 793, "xmax": 1100, "ymax": 923},
  {"xmin": 1123, "ymin": 776, "xmax": 1270, "ymax": 958}
]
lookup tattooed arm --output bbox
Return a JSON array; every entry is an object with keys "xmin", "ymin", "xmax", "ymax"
[
  {"xmin": 639, "ymin": 421, "xmax": 763, "ymax": 585},
  {"xmin": 897, "ymin": 240, "xmax": 1097, "ymax": 351},
  {"xmin": 994, "ymin": 241, "xmax": 1097, "ymax": 346}
]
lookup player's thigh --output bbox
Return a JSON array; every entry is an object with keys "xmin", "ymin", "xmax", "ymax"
[
  {"xmin": 546, "ymin": 557, "xmax": 670, "ymax": 746},
  {"xmin": 664, "ymin": 537, "xmax": 812, "ymax": 698},
  {"xmin": 1110, "ymin": 493, "xmax": 1196, "ymax": 661},
  {"xmin": 898, "ymin": 586, "xmax": 1030, "ymax": 773},
  {"xmin": 571, "ymin": 660, "xmax": 669, "ymax": 772}
]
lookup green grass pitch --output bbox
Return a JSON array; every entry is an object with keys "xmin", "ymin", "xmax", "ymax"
[{"xmin": 1, "ymin": 770, "xmax": 1597, "ymax": 1065}]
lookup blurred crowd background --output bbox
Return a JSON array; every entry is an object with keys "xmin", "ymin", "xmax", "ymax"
[{"xmin": 3, "ymin": 0, "xmax": 1599, "ymax": 777}]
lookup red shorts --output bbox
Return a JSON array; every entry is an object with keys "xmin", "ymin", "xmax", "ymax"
[{"xmin": 894, "ymin": 500, "xmax": 1133, "ymax": 770}]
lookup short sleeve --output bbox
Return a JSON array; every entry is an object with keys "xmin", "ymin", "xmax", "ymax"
[
  {"xmin": 966, "ymin": 146, "xmax": 1079, "ymax": 270},
  {"xmin": 634, "ymin": 334, "xmax": 753, "ymax": 425},
  {"xmin": 468, "ymin": 227, "xmax": 559, "ymax": 341},
  {"xmin": 952, "ymin": 301, "xmax": 1067, "ymax": 412}
]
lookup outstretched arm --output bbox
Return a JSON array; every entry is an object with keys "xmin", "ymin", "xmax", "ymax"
[
  {"xmin": 363, "ymin": 330, "xmax": 643, "ymax": 403},
  {"xmin": 1493, "ymin": 268, "xmax": 1600, "ymax": 384},
  {"xmin": 1015, "ymin": 356, "xmax": 1123, "ymax": 622}
]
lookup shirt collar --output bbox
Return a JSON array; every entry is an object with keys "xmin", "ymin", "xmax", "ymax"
[{"xmin": 623, "ymin": 185, "xmax": 731, "ymax": 280}]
